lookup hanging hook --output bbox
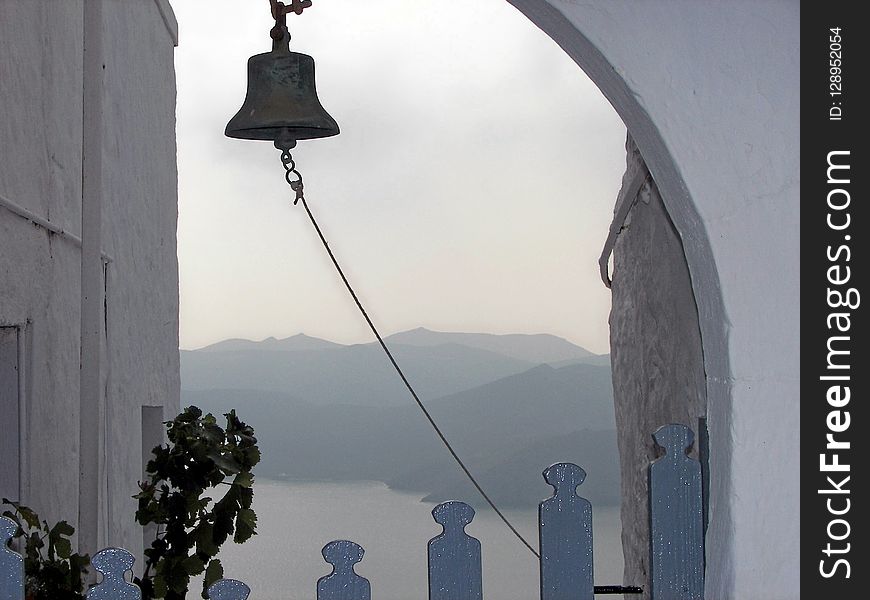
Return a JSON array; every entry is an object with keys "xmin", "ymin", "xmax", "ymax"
[
  {"xmin": 270, "ymin": 0, "xmax": 313, "ymax": 20},
  {"xmin": 269, "ymin": 1, "xmax": 312, "ymax": 46}
]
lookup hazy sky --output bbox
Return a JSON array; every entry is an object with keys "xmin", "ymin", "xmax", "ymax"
[{"xmin": 174, "ymin": 0, "xmax": 626, "ymax": 354}]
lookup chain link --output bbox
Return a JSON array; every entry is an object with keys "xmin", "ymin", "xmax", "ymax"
[{"xmin": 280, "ymin": 149, "xmax": 305, "ymax": 204}]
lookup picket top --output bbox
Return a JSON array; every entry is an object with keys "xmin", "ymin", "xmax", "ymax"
[
  {"xmin": 431, "ymin": 500, "xmax": 475, "ymax": 531},
  {"xmin": 652, "ymin": 424, "xmax": 695, "ymax": 464},
  {"xmin": 207, "ymin": 578, "xmax": 251, "ymax": 600},
  {"xmin": 318, "ymin": 540, "xmax": 371, "ymax": 600},
  {"xmin": 86, "ymin": 548, "xmax": 140, "ymax": 600}
]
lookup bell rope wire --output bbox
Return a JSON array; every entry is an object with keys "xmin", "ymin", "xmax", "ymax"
[{"xmin": 278, "ymin": 148, "xmax": 541, "ymax": 560}]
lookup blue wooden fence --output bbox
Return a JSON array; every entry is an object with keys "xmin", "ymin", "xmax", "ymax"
[{"xmin": 0, "ymin": 424, "xmax": 703, "ymax": 599}]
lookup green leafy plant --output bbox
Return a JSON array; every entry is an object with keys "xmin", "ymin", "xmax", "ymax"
[
  {"xmin": 134, "ymin": 406, "xmax": 260, "ymax": 600},
  {"xmin": 1, "ymin": 499, "xmax": 90, "ymax": 600}
]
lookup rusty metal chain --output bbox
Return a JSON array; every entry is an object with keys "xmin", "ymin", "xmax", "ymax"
[{"xmin": 279, "ymin": 149, "xmax": 305, "ymax": 204}]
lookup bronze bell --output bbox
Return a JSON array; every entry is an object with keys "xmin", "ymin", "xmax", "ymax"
[{"xmin": 225, "ymin": 13, "xmax": 339, "ymax": 149}]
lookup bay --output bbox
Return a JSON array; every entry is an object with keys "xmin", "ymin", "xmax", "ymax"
[{"xmin": 202, "ymin": 479, "xmax": 623, "ymax": 600}]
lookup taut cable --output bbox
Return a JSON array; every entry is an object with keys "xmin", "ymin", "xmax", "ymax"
[{"xmin": 278, "ymin": 148, "xmax": 541, "ymax": 560}]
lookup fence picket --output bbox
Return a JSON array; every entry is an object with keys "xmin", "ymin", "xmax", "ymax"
[
  {"xmin": 428, "ymin": 501, "xmax": 482, "ymax": 600},
  {"xmin": 207, "ymin": 579, "xmax": 251, "ymax": 600},
  {"xmin": 539, "ymin": 462, "xmax": 593, "ymax": 600},
  {"xmin": 317, "ymin": 540, "xmax": 371, "ymax": 600},
  {"xmin": 86, "ymin": 548, "xmax": 140, "ymax": 600},
  {"xmin": 649, "ymin": 424, "xmax": 704, "ymax": 600},
  {"xmin": 0, "ymin": 517, "xmax": 22, "ymax": 600}
]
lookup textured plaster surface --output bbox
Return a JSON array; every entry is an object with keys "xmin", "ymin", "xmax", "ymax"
[
  {"xmin": 0, "ymin": 1, "xmax": 86, "ymax": 530},
  {"xmin": 508, "ymin": 1, "xmax": 800, "ymax": 597},
  {"xmin": 0, "ymin": 1, "xmax": 180, "ymax": 565},
  {"xmin": 609, "ymin": 138, "xmax": 706, "ymax": 598},
  {"xmin": 101, "ymin": 0, "xmax": 181, "ymax": 561}
]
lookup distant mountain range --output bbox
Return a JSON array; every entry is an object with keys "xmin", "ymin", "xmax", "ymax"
[
  {"xmin": 197, "ymin": 333, "xmax": 342, "ymax": 353},
  {"xmin": 182, "ymin": 328, "xmax": 618, "ymax": 507},
  {"xmin": 383, "ymin": 328, "xmax": 595, "ymax": 364}
]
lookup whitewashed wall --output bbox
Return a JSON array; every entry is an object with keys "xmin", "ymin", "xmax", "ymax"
[
  {"xmin": 0, "ymin": 0, "xmax": 180, "ymax": 565},
  {"xmin": 508, "ymin": 1, "xmax": 800, "ymax": 598},
  {"xmin": 0, "ymin": 1, "xmax": 86, "ymax": 525}
]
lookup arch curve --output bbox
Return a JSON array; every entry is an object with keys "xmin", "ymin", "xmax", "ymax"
[{"xmin": 505, "ymin": 0, "xmax": 734, "ymax": 594}]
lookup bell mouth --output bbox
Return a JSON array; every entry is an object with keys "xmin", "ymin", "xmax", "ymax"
[{"xmin": 224, "ymin": 124, "xmax": 339, "ymax": 142}]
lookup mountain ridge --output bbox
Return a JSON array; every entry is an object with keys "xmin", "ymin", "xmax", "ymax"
[
  {"xmin": 189, "ymin": 328, "xmax": 607, "ymax": 364},
  {"xmin": 383, "ymin": 328, "xmax": 598, "ymax": 364},
  {"xmin": 196, "ymin": 333, "xmax": 342, "ymax": 353},
  {"xmin": 181, "ymin": 342, "xmax": 540, "ymax": 406},
  {"xmin": 181, "ymin": 329, "xmax": 617, "ymax": 507}
]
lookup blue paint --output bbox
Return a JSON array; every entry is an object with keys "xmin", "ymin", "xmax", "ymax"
[
  {"xmin": 428, "ymin": 501, "xmax": 482, "ymax": 600},
  {"xmin": 317, "ymin": 540, "xmax": 371, "ymax": 600},
  {"xmin": 86, "ymin": 548, "xmax": 140, "ymax": 600},
  {"xmin": 539, "ymin": 463, "xmax": 594, "ymax": 600},
  {"xmin": 208, "ymin": 579, "xmax": 251, "ymax": 600},
  {"xmin": 649, "ymin": 424, "xmax": 704, "ymax": 600},
  {"xmin": 0, "ymin": 517, "xmax": 22, "ymax": 600}
]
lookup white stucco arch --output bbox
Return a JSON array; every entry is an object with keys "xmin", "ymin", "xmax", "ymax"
[{"xmin": 505, "ymin": 2, "xmax": 800, "ymax": 599}]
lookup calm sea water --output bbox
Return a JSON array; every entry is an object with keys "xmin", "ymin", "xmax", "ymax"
[{"xmin": 201, "ymin": 479, "xmax": 623, "ymax": 600}]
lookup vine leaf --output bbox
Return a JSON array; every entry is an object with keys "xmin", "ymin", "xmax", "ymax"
[
  {"xmin": 234, "ymin": 508, "xmax": 257, "ymax": 544},
  {"xmin": 203, "ymin": 559, "xmax": 224, "ymax": 595},
  {"xmin": 182, "ymin": 555, "xmax": 206, "ymax": 576},
  {"xmin": 233, "ymin": 472, "xmax": 254, "ymax": 488},
  {"xmin": 135, "ymin": 405, "xmax": 260, "ymax": 600}
]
